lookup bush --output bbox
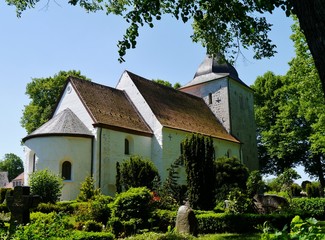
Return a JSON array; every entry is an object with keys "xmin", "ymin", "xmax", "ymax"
[
  {"xmin": 77, "ymin": 176, "xmax": 101, "ymax": 202},
  {"xmin": 83, "ymin": 220, "xmax": 103, "ymax": 232},
  {"xmin": 119, "ymin": 156, "xmax": 159, "ymax": 191},
  {"xmin": 290, "ymin": 198, "xmax": 325, "ymax": 219},
  {"xmin": 108, "ymin": 187, "xmax": 153, "ymax": 237},
  {"xmin": 111, "ymin": 187, "xmax": 152, "ymax": 221},
  {"xmin": 29, "ymin": 169, "xmax": 63, "ymax": 203},
  {"xmin": 215, "ymin": 157, "xmax": 249, "ymax": 203},
  {"xmin": 306, "ymin": 182, "xmax": 322, "ymax": 198},
  {"xmin": 70, "ymin": 230, "xmax": 114, "ymax": 240},
  {"xmin": 14, "ymin": 212, "xmax": 73, "ymax": 239},
  {"xmin": 75, "ymin": 194, "xmax": 112, "ymax": 225},
  {"xmin": 150, "ymin": 209, "xmax": 177, "ymax": 232},
  {"xmin": 195, "ymin": 212, "xmax": 294, "ymax": 234},
  {"xmin": 0, "ymin": 188, "xmax": 12, "ymax": 203}
]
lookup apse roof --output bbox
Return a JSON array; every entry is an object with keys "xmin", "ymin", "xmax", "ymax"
[
  {"xmin": 23, "ymin": 108, "xmax": 93, "ymax": 141},
  {"xmin": 181, "ymin": 55, "xmax": 248, "ymax": 89},
  {"xmin": 68, "ymin": 77, "xmax": 153, "ymax": 136}
]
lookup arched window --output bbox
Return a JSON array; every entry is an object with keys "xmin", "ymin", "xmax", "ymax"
[
  {"xmin": 124, "ymin": 139, "xmax": 130, "ymax": 155},
  {"xmin": 62, "ymin": 161, "xmax": 72, "ymax": 180}
]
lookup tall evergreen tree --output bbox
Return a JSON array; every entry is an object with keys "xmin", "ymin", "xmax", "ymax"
[{"xmin": 181, "ymin": 134, "xmax": 215, "ymax": 210}]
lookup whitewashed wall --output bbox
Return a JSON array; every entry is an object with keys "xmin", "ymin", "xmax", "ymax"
[
  {"xmin": 116, "ymin": 72, "xmax": 164, "ymax": 176},
  {"xmin": 99, "ymin": 128, "xmax": 152, "ymax": 195},
  {"xmin": 24, "ymin": 136, "xmax": 92, "ymax": 201},
  {"xmin": 161, "ymin": 128, "xmax": 241, "ymax": 182},
  {"xmin": 55, "ymin": 82, "xmax": 95, "ymax": 131}
]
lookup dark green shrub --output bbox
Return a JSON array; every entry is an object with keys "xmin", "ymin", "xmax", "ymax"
[
  {"xmin": 290, "ymin": 198, "xmax": 325, "ymax": 219},
  {"xmin": 150, "ymin": 209, "xmax": 177, "ymax": 232},
  {"xmin": 226, "ymin": 188, "xmax": 254, "ymax": 214},
  {"xmin": 108, "ymin": 187, "xmax": 153, "ymax": 237},
  {"xmin": 29, "ymin": 169, "xmax": 63, "ymax": 203},
  {"xmin": 215, "ymin": 156, "xmax": 249, "ymax": 203},
  {"xmin": 107, "ymin": 217, "xmax": 142, "ymax": 237},
  {"xmin": 70, "ymin": 230, "xmax": 114, "ymax": 240},
  {"xmin": 195, "ymin": 212, "xmax": 294, "ymax": 234},
  {"xmin": 83, "ymin": 220, "xmax": 103, "ymax": 232},
  {"xmin": 75, "ymin": 195, "xmax": 112, "ymax": 225},
  {"xmin": 0, "ymin": 188, "xmax": 11, "ymax": 203},
  {"xmin": 77, "ymin": 176, "xmax": 100, "ymax": 202},
  {"xmin": 111, "ymin": 187, "xmax": 152, "ymax": 221},
  {"xmin": 0, "ymin": 203, "xmax": 9, "ymax": 213},
  {"xmin": 34, "ymin": 201, "xmax": 75, "ymax": 213},
  {"xmin": 119, "ymin": 156, "xmax": 159, "ymax": 191},
  {"xmin": 181, "ymin": 134, "xmax": 216, "ymax": 210},
  {"xmin": 306, "ymin": 182, "xmax": 322, "ymax": 198},
  {"xmin": 246, "ymin": 170, "xmax": 266, "ymax": 197},
  {"xmin": 290, "ymin": 183, "xmax": 302, "ymax": 197}
]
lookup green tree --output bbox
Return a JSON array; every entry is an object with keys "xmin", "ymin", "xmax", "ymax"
[
  {"xmin": 246, "ymin": 170, "xmax": 266, "ymax": 197},
  {"xmin": 286, "ymin": 19, "xmax": 325, "ymax": 189},
  {"xmin": 181, "ymin": 134, "xmax": 215, "ymax": 210},
  {"xmin": 29, "ymin": 169, "xmax": 63, "ymax": 203},
  {"xmin": 8, "ymin": 0, "xmax": 325, "ymax": 98},
  {"xmin": 215, "ymin": 156, "xmax": 249, "ymax": 203},
  {"xmin": 21, "ymin": 70, "xmax": 90, "ymax": 134},
  {"xmin": 252, "ymin": 71, "xmax": 309, "ymax": 175},
  {"xmin": 119, "ymin": 155, "xmax": 159, "ymax": 191},
  {"xmin": 152, "ymin": 79, "xmax": 181, "ymax": 89},
  {"xmin": 0, "ymin": 153, "xmax": 24, "ymax": 182},
  {"xmin": 77, "ymin": 175, "xmax": 100, "ymax": 202}
]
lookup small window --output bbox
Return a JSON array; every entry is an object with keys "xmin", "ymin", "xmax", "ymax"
[
  {"xmin": 208, "ymin": 93, "xmax": 213, "ymax": 104},
  {"xmin": 62, "ymin": 161, "xmax": 72, "ymax": 180},
  {"xmin": 124, "ymin": 139, "xmax": 130, "ymax": 155}
]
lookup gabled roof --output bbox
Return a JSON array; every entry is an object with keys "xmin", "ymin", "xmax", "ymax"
[
  {"xmin": 23, "ymin": 108, "xmax": 93, "ymax": 141},
  {"xmin": 69, "ymin": 77, "xmax": 153, "ymax": 136},
  {"xmin": 126, "ymin": 71, "xmax": 239, "ymax": 143},
  {"xmin": 181, "ymin": 55, "xmax": 249, "ymax": 89}
]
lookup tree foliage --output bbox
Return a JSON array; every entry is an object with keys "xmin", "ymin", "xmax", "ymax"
[
  {"xmin": 0, "ymin": 153, "xmax": 24, "ymax": 182},
  {"xmin": 152, "ymin": 79, "xmax": 181, "ymax": 89},
  {"xmin": 214, "ymin": 156, "xmax": 249, "ymax": 203},
  {"xmin": 29, "ymin": 169, "xmax": 63, "ymax": 203},
  {"xmin": 252, "ymin": 19, "xmax": 325, "ymax": 189},
  {"xmin": 77, "ymin": 175, "xmax": 100, "ymax": 202},
  {"xmin": 119, "ymin": 155, "xmax": 159, "ymax": 191},
  {"xmin": 21, "ymin": 70, "xmax": 90, "ymax": 134},
  {"xmin": 6, "ymin": 0, "xmax": 325, "ymax": 96},
  {"xmin": 181, "ymin": 134, "xmax": 215, "ymax": 210}
]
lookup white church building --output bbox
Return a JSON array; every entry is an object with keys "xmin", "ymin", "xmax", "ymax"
[{"xmin": 23, "ymin": 55, "xmax": 258, "ymax": 200}]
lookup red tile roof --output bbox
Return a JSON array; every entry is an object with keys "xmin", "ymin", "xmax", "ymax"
[
  {"xmin": 70, "ymin": 77, "xmax": 153, "ymax": 136},
  {"xmin": 127, "ymin": 71, "xmax": 239, "ymax": 143}
]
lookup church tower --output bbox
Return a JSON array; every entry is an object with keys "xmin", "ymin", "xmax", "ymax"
[{"xmin": 179, "ymin": 55, "xmax": 258, "ymax": 170}]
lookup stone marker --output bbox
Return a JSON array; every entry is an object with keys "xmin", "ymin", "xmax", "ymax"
[
  {"xmin": 175, "ymin": 202, "xmax": 198, "ymax": 236},
  {"xmin": 6, "ymin": 186, "xmax": 40, "ymax": 233}
]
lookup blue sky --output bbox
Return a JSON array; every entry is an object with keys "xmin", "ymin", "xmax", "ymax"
[{"xmin": 0, "ymin": 2, "xmax": 298, "ymax": 178}]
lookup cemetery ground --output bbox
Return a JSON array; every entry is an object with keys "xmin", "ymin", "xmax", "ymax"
[{"xmin": 1, "ymin": 185, "xmax": 325, "ymax": 239}]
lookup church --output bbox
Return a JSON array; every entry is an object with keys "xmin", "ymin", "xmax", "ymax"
[{"xmin": 22, "ymin": 55, "xmax": 258, "ymax": 200}]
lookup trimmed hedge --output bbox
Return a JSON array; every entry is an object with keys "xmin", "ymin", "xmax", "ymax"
[
  {"xmin": 290, "ymin": 198, "xmax": 325, "ymax": 219},
  {"xmin": 70, "ymin": 231, "xmax": 115, "ymax": 240},
  {"xmin": 196, "ymin": 212, "xmax": 295, "ymax": 234}
]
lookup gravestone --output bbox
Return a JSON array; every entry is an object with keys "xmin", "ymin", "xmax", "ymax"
[
  {"xmin": 175, "ymin": 202, "xmax": 198, "ymax": 236},
  {"xmin": 6, "ymin": 186, "xmax": 40, "ymax": 233}
]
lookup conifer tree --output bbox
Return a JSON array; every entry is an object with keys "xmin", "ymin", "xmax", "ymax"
[{"xmin": 181, "ymin": 134, "xmax": 216, "ymax": 210}]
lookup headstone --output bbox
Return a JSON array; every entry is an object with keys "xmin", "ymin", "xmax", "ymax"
[
  {"xmin": 254, "ymin": 194, "xmax": 289, "ymax": 214},
  {"xmin": 6, "ymin": 186, "xmax": 40, "ymax": 233},
  {"xmin": 175, "ymin": 202, "xmax": 198, "ymax": 236}
]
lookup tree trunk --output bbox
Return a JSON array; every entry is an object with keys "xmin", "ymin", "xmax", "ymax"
[
  {"xmin": 314, "ymin": 154, "xmax": 325, "ymax": 197},
  {"xmin": 292, "ymin": 0, "xmax": 325, "ymax": 97}
]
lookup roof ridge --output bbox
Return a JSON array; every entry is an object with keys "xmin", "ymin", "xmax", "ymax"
[{"xmin": 125, "ymin": 70, "xmax": 205, "ymax": 101}]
